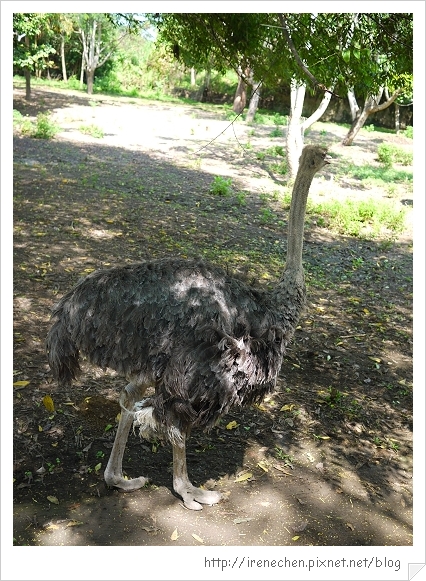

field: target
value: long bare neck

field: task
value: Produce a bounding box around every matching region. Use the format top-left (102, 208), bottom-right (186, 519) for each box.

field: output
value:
top-left (284, 166), bottom-right (317, 273)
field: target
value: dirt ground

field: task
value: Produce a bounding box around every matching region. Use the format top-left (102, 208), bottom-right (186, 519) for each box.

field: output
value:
top-left (11, 86), bottom-right (413, 554)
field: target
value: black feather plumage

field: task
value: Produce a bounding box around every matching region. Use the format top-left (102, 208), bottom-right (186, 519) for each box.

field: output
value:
top-left (46, 258), bottom-right (298, 433)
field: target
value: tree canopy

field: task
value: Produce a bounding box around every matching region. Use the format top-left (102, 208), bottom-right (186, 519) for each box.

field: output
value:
top-left (152, 13), bottom-right (413, 97)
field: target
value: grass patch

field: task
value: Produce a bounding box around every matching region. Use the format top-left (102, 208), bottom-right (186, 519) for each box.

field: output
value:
top-left (269, 127), bottom-right (283, 138)
top-left (209, 176), bottom-right (233, 196)
top-left (402, 126), bottom-right (413, 139)
top-left (342, 162), bottom-right (412, 185)
top-left (269, 160), bottom-right (288, 176)
top-left (250, 110), bottom-right (288, 126)
top-left (281, 193), bottom-right (407, 238)
top-left (377, 144), bottom-right (413, 168)
top-left (14, 110), bottom-right (59, 139)
top-left (79, 124), bottom-right (105, 138)
top-left (13, 109), bottom-right (25, 126)
top-left (313, 198), bottom-right (407, 237)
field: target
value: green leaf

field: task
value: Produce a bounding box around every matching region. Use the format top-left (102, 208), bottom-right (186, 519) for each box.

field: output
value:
top-left (342, 49), bottom-right (351, 64)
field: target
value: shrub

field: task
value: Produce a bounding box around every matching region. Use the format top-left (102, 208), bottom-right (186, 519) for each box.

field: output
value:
top-left (377, 144), bottom-right (394, 167)
top-left (209, 176), bottom-right (233, 196)
top-left (32, 113), bottom-right (59, 139)
top-left (377, 144), bottom-right (413, 167)
top-left (15, 111), bottom-right (59, 139)
top-left (402, 126), bottom-right (413, 139)
top-left (269, 127), bottom-right (282, 138)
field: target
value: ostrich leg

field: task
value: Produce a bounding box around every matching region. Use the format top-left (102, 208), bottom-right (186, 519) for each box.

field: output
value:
top-left (104, 381), bottom-right (148, 491)
top-left (172, 433), bottom-right (223, 510)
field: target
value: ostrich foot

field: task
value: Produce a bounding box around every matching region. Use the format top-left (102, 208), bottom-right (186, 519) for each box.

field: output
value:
top-left (104, 472), bottom-right (148, 492)
top-left (176, 484), bottom-right (223, 511)
top-left (172, 435), bottom-right (223, 509)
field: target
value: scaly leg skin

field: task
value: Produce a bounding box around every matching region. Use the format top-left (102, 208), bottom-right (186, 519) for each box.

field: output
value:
top-left (104, 382), bottom-right (148, 491)
top-left (172, 433), bottom-right (223, 510)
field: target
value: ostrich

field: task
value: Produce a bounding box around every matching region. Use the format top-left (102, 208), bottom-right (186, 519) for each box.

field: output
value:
top-left (46, 145), bottom-right (330, 510)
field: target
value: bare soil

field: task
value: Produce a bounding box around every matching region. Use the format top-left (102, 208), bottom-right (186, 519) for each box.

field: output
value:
top-left (12, 86), bottom-right (413, 549)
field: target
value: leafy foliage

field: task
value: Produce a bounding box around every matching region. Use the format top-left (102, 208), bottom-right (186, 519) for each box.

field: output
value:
top-left (13, 13), bottom-right (56, 74)
top-left (152, 13), bottom-right (412, 96)
top-left (209, 176), bottom-right (233, 196)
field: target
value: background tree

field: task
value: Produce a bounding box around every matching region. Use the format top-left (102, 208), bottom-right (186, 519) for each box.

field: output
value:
top-left (74, 13), bottom-right (143, 94)
top-left (51, 13), bottom-right (75, 82)
top-left (13, 13), bottom-right (56, 99)
top-left (151, 13), bottom-right (265, 113)
top-left (75, 14), bottom-right (117, 94)
top-left (151, 12), bottom-right (413, 175)
top-left (339, 13), bottom-right (413, 145)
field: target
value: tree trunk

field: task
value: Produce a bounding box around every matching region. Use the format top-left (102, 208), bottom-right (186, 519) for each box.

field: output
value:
top-left (246, 80), bottom-right (262, 123)
top-left (86, 69), bottom-right (95, 95)
top-left (395, 102), bottom-right (400, 133)
top-left (301, 88), bottom-right (333, 132)
top-left (342, 108), bottom-right (371, 146)
top-left (347, 89), bottom-right (360, 122)
top-left (190, 67), bottom-right (196, 86)
top-left (24, 68), bottom-right (31, 100)
top-left (385, 87), bottom-right (401, 133)
top-left (197, 65), bottom-right (211, 102)
top-left (286, 81), bottom-right (306, 178)
top-left (61, 36), bottom-right (68, 82)
top-left (284, 82), bottom-right (334, 177)
top-left (233, 67), bottom-right (249, 114)
top-left (80, 56), bottom-right (85, 87)
top-left (24, 35), bottom-right (31, 100)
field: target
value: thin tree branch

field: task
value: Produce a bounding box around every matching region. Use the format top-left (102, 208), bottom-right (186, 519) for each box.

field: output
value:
top-left (277, 14), bottom-right (341, 98)
top-left (369, 88), bottom-right (403, 113)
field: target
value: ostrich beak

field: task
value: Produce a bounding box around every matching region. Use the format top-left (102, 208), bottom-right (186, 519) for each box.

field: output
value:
top-left (324, 154), bottom-right (332, 165)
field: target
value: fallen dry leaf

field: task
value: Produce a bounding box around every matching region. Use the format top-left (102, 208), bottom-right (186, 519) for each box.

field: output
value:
top-left (44, 523), bottom-right (59, 530)
top-left (13, 380), bottom-right (30, 388)
top-left (192, 533), bottom-right (204, 544)
top-left (47, 495), bottom-right (59, 505)
top-left (170, 528), bottom-right (179, 541)
top-left (257, 461), bottom-right (269, 472)
top-left (226, 420), bottom-right (239, 430)
top-left (273, 464), bottom-right (293, 476)
top-left (233, 517), bottom-right (254, 524)
top-left (43, 395), bottom-right (55, 413)
top-left (234, 471), bottom-right (252, 482)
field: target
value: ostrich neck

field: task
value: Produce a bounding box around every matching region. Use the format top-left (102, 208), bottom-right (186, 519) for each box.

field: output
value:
top-left (284, 169), bottom-right (316, 273)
